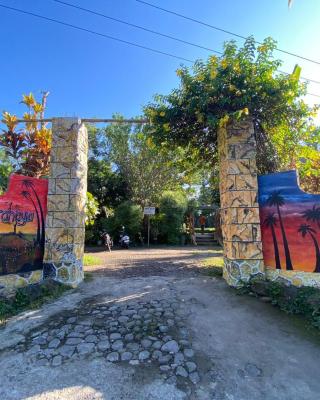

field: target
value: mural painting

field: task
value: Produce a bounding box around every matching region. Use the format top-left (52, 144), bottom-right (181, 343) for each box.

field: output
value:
top-left (258, 171), bottom-right (320, 273)
top-left (0, 174), bottom-right (48, 275)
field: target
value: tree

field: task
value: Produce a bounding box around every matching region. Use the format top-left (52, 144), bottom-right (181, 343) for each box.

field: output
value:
top-left (263, 213), bottom-right (281, 269)
top-left (157, 191), bottom-right (187, 244)
top-left (1, 92), bottom-right (51, 178)
top-left (85, 192), bottom-right (99, 226)
top-left (267, 191), bottom-right (293, 270)
top-left (145, 37), bottom-right (318, 175)
top-left (103, 117), bottom-right (203, 207)
top-left (298, 224), bottom-right (320, 273)
top-left (302, 205), bottom-right (320, 228)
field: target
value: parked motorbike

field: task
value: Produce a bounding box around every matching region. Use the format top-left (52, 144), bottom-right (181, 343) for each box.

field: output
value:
top-left (119, 234), bottom-right (130, 249)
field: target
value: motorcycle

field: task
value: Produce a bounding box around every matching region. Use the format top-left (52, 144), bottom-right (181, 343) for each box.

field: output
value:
top-left (119, 234), bottom-right (130, 249)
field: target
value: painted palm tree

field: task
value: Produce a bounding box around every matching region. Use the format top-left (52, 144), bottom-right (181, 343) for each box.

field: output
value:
top-left (22, 179), bottom-right (45, 249)
top-left (263, 213), bottom-right (281, 269)
top-left (298, 224), bottom-right (320, 273)
top-left (266, 191), bottom-right (293, 270)
top-left (21, 190), bottom-right (41, 244)
top-left (302, 205), bottom-right (320, 229)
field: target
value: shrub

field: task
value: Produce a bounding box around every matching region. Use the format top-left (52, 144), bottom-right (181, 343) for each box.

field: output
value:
top-left (157, 191), bottom-right (187, 245)
top-left (109, 201), bottom-right (143, 241)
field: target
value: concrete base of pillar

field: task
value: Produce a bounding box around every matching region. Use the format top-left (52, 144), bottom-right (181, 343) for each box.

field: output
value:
top-left (223, 257), bottom-right (265, 287)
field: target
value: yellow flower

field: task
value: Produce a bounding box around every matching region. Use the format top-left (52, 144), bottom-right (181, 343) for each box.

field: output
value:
top-left (163, 123), bottom-right (170, 132)
top-left (243, 107), bottom-right (249, 115)
top-left (160, 111), bottom-right (165, 117)
top-left (2, 111), bottom-right (17, 131)
top-left (176, 68), bottom-right (183, 77)
top-left (33, 103), bottom-right (44, 113)
top-left (22, 93), bottom-right (36, 107)
top-left (210, 68), bottom-right (217, 79)
top-left (220, 59), bottom-right (228, 69)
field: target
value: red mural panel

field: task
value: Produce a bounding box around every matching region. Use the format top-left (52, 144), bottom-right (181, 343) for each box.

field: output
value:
top-left (0, 174), bottom-right (48, 275)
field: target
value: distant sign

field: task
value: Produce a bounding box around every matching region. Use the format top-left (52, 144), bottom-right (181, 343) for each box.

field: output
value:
top-left (144, 207), bottom-right (156, 215)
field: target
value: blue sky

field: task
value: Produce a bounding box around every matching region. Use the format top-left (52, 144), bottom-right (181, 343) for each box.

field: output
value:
top-left (1, 0), bottom-right (320, 119)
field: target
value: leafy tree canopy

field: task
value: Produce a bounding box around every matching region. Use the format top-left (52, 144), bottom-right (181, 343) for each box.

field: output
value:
top-left (145, 37), bottom-right (318, 175)
top-left (93, 115), bottom-right (208, 207)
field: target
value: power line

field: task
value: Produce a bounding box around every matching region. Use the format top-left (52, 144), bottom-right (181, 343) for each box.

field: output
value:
top-left (0, 3), bottom-right (193, 63)
top-left (54, 0), bottom-right (320, 85)
top-left (53, 0), bottom-right (222, 55)
top-left (0, 3), bottom-right (319, 99)
top-left (136, 0), bottom-right (320, 67)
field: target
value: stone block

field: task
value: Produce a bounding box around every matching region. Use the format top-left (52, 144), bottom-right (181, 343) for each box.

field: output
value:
top-left (47, 195), bottom-right (72, 212)
top-left (224, 241), bottom-right (263, 260)
top-left (50, 162), bottom-right (72, 179)
top-left (221, 208), bottom-right (237, 225)
top-left (220, 191), bottom-right (254, 208)
top-left (237, 207), bottom-right (260, 224)
top-left (51, 147), bottom-right (77, 163)
top-left (235, 174), bottom-right (257, 191)
top-left (51, 212), bottom-right (86, 228)
top-left (225, 224), bottom-right (253, 242)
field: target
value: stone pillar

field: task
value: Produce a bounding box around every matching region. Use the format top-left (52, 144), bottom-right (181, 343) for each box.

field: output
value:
top-left (218, 119), bottom-right (264, 287)
top-left (43, 118), bottom-right (88, 286)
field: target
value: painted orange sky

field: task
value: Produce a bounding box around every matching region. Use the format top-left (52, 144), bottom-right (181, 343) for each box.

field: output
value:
top-left (258, 171), bottom-right (320, 274)
top-left (0, 174), bottom-right (48, 237)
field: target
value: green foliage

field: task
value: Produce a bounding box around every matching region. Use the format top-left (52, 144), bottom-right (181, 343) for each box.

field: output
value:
top-left (0, 149), bottom-right (12, 193)
top-left (0, 281), bottom-right (71, 324)
top-left (83, 254), bottom-right (102, 266)
top-left (145, 36), bottom-right (318, 175)
top-left (246, 279), bottom-right (320, 331)
top-left (109, 201), bottom-right (143, 240)
top-left (85, 192), bottom-right (99, 226)
top-left (156, 191), bottom-right (187, 244)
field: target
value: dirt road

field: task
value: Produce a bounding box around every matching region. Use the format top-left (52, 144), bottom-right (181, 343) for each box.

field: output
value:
top-left (0, 247), bottom-right (319, 400)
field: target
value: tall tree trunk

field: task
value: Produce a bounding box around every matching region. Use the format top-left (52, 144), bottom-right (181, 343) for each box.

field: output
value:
top-left (270, 225), bottom-right (281, 269)
top-left (29, 197), bottom-right (41, 244)
top-left (309, 232), bottom-right (320, 273)
top-left (29, 186), bottom-right (45, 250)
top-left (277, 204), bottom-right (293, 270)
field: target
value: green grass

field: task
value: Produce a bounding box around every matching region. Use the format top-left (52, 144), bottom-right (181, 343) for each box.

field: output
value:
top-left (200, 256), bottom-right (224, 277)
top-left (0, 281), bottom-right (71, 325)
top-left (83, 254), bottom-right (103, 266)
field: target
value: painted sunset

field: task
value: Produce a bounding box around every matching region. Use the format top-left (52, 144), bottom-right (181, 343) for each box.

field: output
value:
top-left (258, 171), bottom-right (320, 273)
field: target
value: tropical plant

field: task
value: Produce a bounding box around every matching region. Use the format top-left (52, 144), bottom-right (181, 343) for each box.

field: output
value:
top-left (1, 92), bottom-right (51, 178)
top-left (263, 213), bottom-right (281, 269)
top-left (267, 191), bottom-right (293, 270)
top-left (298, 224), bottom-right (320, 273)
top-left (302, 205), bottom-right (320, 228)
top-left (85, 192), bottom-right (99, 226)
top-left (145, 37), bottom-right (318, 175)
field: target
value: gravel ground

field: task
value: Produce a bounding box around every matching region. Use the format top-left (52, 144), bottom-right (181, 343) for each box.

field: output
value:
top-left (0, 246), bottom-right (319, 400)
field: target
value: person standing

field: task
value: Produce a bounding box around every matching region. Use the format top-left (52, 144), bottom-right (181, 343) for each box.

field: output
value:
top-left (199, 214), bottom-right (206, 234)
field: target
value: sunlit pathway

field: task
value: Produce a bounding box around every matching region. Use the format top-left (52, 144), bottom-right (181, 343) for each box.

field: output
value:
top-left (0, 247), bottom-right (319, 400)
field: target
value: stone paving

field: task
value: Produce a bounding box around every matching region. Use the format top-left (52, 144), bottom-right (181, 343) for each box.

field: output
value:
top-left (16, 291), bottom-right (203, 387)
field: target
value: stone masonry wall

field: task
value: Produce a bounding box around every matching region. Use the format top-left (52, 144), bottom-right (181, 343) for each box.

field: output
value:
top-left (218, 119), bottom-right (264, 287)
top-left (43, 118), bottom-right (88, 286)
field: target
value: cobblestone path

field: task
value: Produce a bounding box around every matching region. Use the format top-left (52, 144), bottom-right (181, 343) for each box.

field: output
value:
top-left (1, 247), bottom-right (320, 400)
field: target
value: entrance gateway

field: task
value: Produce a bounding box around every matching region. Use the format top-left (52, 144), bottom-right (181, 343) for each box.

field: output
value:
top-left (43, 117), bottom-right (264, 287)
top-left (1, 116), bottom-right (319, 293)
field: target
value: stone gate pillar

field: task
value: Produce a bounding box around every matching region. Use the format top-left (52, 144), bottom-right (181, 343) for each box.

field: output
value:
top-left (43, 118), bottom-right (88, 286)
top-left (218, 119), bottom-right (264, 287)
